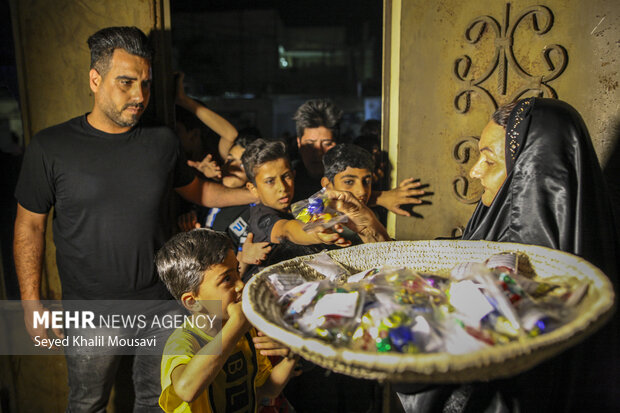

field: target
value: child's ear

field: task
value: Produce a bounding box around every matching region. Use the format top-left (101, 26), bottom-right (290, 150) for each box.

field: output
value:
top-left (246, 181), bottom-right (258, 197)
top-left (180, 292), bottom-right (202, 312)
top-left (320, 177), bottom-right (331, 188)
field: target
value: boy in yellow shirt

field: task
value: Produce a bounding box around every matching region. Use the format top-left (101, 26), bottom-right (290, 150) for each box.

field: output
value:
top-left (156, 229), bottom-right (298, 412)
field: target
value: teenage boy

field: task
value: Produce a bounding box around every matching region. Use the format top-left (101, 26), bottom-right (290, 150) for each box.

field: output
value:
top-left (320, 143), bottom-right (375, 244)
top-left (242, 139), bottom-right (349, 247)
top-left (178, 134), bottom-right (271, 272)
top-left (156, 228), bottom-right (298, 413)
top-left (292, 99), bottom-right (426, 216)
top-left (321, 143), bottom-right (374, 205)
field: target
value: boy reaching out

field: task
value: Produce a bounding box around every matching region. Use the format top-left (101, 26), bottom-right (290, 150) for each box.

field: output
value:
top-left (156, 229), bottom-right (298, 412)
top-left (320, 143), bottom-right (376, 244)
top-left (242, 139), bottom-right (350, 249)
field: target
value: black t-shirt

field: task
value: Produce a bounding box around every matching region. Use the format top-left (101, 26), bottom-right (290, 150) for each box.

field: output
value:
top-left (203, 204), bottom-right (252, 250)
top-left (15, 115), bottom-right (194, 299)
top-left (247, 203), bottom-right (292, 243)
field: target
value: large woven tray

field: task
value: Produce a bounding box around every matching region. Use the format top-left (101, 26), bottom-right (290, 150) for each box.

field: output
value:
top-left (241, 240), bottom-right (615, 383)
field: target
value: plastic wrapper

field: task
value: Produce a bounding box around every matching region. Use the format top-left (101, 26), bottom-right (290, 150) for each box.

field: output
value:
top-left (285, 280), bottom-right (366, 345)
top-left (305, 251), bottom-right (350, 283)
top-left (291, 188), bottom-right (348, 232)
top-left (269, 252), bottom-right (587, 354)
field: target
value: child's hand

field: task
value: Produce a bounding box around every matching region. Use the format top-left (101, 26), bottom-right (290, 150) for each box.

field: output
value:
top-left (188, 153), bottom-right (222, 180)
top-left (178, 210), bottom-right (200, 232)
top-left (226, 301), bottom-right (250, 330)
top-left (253, 331), bottom-right (296, 358)
top-left (316, 227), bottom-right (351, 248)
top-left (377, 177), bottom-right (426, 216)
top-left (238, 233), bottom-right (271, 265)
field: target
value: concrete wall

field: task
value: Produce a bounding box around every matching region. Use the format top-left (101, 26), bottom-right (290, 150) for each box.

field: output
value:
top-left (384, 0), bottom-right (620, 240)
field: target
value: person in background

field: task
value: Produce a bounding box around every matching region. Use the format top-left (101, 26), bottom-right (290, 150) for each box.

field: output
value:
top-left (292, 99), bottom-right (427, 217)
top-left (178, 133), bottom-right (272, 276)
top-left (13, 26), bottom-right (255, 411)
top-left (175, 72), bottom-right (238, 180)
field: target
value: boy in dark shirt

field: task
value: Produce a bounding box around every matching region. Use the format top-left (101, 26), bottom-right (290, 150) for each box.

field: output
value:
top-left (241, 139), bottom-right (349, 279)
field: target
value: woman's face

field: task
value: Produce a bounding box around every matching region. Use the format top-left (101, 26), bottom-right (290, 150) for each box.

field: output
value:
top-left (470, 121), bottom-right (508, 206)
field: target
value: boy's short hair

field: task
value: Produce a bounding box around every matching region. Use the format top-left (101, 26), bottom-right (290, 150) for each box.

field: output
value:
top-left (241, 138), bottom-right (289, 184)
top-left (293, 99), bottom-right (343, 140)
top-left (155, 229), bottom-right (233, 300)
top-left (323, 143), bottom-right (375, 183)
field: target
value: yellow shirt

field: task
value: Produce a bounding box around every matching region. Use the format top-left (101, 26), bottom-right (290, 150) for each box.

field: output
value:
top-left (160, 322), bottom-right (272, 413)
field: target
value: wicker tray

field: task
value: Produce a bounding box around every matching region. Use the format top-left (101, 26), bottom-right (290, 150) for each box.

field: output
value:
top-left (241, 240), bottom-right (615, 383)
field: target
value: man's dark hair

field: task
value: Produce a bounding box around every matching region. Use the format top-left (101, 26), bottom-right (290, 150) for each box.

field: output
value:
top-left (293, 99), bottom-right (343, 140)
top-left (241, 138), bottom-right (289, 184)
top-left (155, 229), bottom-right (233, 300)
top-left (87, 26), bottom-right (152, 76)
top-left (323, 144), bottom-right (375, 183)
top-left (491, 101), bottom-right (519, 128)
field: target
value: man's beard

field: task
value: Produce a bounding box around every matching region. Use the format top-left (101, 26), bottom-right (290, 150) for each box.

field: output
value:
top-left (103, 102), bottom-right (144, 128)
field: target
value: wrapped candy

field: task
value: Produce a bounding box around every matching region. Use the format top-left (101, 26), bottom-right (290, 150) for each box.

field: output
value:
top-left (284, 281), bottom-right (366, 345)
top-left (291, 188), bottom-right (348, 232)
top-left (271, 251), bottom-right (587, 355)
top-left (305, 252), bottom-right (350, 284)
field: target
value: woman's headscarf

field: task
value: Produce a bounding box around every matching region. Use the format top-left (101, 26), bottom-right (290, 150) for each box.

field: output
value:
top-left (463, 98), bottom-right (618, 279)
top-left (460, 97), bottom-right (619, 411)
top-left (398, 98), bottom-right (619, 413)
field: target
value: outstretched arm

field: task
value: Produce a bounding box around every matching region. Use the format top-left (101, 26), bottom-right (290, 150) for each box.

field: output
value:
top-left (271, 218), bottom-right (350, 247)
top-left (370, 177), bottom-right (425, 216)
top-left (175, 72), bottom-right (238, 160)
top-left (175, 177), bottom-right (257, 208)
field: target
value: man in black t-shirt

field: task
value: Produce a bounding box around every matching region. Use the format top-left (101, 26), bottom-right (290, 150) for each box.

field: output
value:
top-left (13, 27), bottom-right (255, 412)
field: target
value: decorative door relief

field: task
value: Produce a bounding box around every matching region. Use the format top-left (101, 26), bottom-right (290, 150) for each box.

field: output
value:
top-left (451, 3), bottom-right (568, 204)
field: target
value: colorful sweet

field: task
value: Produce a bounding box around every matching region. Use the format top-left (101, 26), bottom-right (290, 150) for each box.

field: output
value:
top-left (267, 252), bottom-right (586, 355)
top-left (291, 188), bottom-right (348, 232)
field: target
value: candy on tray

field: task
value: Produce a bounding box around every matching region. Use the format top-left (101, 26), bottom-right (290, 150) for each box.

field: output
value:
top-left (266, 251), bottom-right (588, 355)
top-left (291, 188), bottom-right (348, 232)
top-left (305, 251), bottom-right (350, 283)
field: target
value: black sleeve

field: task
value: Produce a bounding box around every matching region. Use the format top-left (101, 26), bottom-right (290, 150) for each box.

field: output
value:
top-left (14, 136), bottom-right (54, 213)
top-left (249, 205), bottom-right (289, 243)
top-left (172, 139), bottom-right (196, 188)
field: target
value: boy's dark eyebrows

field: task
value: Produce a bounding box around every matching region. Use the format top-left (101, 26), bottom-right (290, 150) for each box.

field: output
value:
top-left (116, 75), bottom-right (137, 81)
top-left (338, 172), bottom-right (372, 179)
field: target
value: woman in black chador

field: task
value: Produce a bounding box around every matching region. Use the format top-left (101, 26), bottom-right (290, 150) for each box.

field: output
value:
top-left (397, 98), bottom-right (619, 412)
